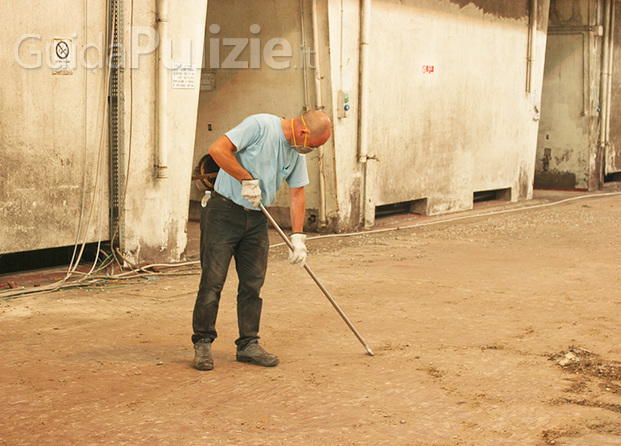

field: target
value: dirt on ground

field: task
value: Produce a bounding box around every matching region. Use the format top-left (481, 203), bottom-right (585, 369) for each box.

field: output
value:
top-left (1, 190), bottom-right (621, 445)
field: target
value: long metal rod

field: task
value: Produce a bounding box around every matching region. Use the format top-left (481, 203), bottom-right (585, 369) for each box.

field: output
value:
top-left (260, 204), bottom-right (374, 356)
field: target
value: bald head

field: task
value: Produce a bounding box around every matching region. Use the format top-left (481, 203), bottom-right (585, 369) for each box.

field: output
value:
top-left (302, 110), bottom-right (331, 147)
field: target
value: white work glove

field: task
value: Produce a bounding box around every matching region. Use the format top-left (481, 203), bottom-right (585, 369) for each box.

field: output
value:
top-left (241, 179), bottom-right (262, 208)
top-left (288, 233), bottom-right (307, 267)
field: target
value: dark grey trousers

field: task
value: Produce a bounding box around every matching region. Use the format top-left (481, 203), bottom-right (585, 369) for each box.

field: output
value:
top-left (191, 194), bottom-right (269, 348)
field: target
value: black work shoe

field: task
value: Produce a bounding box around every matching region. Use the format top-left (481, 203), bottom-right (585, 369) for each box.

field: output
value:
top-left (236, 342), bottom-right (279, 367)
top-left (194, 340), bottom-right (214, 371)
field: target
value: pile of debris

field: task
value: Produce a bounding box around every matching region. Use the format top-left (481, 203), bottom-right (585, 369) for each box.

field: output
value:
top-left (551, 346), bottom-right (621, 385)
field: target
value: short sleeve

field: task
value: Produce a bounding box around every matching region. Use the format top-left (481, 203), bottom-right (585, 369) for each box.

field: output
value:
top-left (225, 117), bottom-right (261, 152)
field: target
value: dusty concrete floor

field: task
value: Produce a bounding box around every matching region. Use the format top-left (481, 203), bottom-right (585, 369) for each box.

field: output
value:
top-left (1, 189), bottom-right (621, 445)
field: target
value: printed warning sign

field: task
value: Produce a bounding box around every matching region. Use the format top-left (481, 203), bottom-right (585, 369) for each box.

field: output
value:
top-left (172, 63), bottom-right (196, 89)
top-left (53, 38), bottom-right (73, 75)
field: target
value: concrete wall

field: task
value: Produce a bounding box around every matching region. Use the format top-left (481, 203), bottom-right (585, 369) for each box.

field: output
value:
top-left (119, 0), bottom-right (208, 262)
top-left (0, 0), bottom-right (208, 263)
top-left (328, 0), bottom-right (551, 228)
top-left (2, 0), bottom-right (555, 261)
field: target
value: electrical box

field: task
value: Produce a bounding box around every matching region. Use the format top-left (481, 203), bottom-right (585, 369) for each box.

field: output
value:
top-left (337, 90), bottom-right (351, 119)
top-left (201, 72), bottom-right (216, 91)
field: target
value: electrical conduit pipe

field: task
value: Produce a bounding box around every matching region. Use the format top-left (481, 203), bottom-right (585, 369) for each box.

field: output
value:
top-left (156, 0), bottom-right (169, 178)
top-left (358, 0), bottom-right (372, 226)
top-left (599, 0), bottom-right (612, 182)
top-left (526, 0), bottom-right (537, 93)
top-left (357, 0), bottom-right (371, 164)
top-left (300, 0), bottom-right (310, 111)
top-left (311, 0), bottom-right (328, 228)
top-left (604, 1), bottom-right (615, 153)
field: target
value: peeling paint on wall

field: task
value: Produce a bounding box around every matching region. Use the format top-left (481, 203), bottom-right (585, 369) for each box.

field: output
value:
top-left (449, 0), bottom-right (528, 21)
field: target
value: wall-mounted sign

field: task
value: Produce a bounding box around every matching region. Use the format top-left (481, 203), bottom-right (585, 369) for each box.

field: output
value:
top-left (421, 65), bottom-right (435, 74)
top-left (200, 72), bottom-right (215, 91)
top-left (172, 63), bottom-right (196, 89)
top-left (53, 38), bottom-right (72, 75)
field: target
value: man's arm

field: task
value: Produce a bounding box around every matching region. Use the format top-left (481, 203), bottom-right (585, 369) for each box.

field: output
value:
top-left (289, 186), bottom-right (305, 233)
top-left (288, 186), bottom-right (307, 266)
top-left (208, 135), bottom-right (253, 182)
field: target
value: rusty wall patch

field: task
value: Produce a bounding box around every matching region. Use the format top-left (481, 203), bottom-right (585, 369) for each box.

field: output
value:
top-left (518, 161), bottom-right (531, 198)
top-left (348, 177), bottom-right (362, 232)
top-left (534, 170), bottom-right (578, 190)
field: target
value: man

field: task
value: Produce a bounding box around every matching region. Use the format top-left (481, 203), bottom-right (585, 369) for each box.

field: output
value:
top-left (192, 110), bottom-right (332, 371)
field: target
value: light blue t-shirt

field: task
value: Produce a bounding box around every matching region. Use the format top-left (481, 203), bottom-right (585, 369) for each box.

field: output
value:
top-left (215, 114), bottom-right (309, 210)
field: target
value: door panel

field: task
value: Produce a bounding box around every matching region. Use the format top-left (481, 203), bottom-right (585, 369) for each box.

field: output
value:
top-left (536, 32), bottom-right (590, 189)
top-left (0, 1), bottom-right (109, 254)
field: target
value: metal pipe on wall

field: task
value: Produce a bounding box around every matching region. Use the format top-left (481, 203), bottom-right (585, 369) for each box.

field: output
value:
top-left (358, 0), bottom-right (372, 227)
top-left (156, 0), bottom-right (169, 179)
top-left (300, 0), bottom-right (310, 112)
top-left (311, 0), bottom-right (328, 227)
top-left (604, 0), bottom-right (615, 148)
top-left (599, 0), bottom-right (612, 158)
top-left (358, 0), bottom-right (371, 163)
top-left (526, 0), bottom-right (537, 93)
